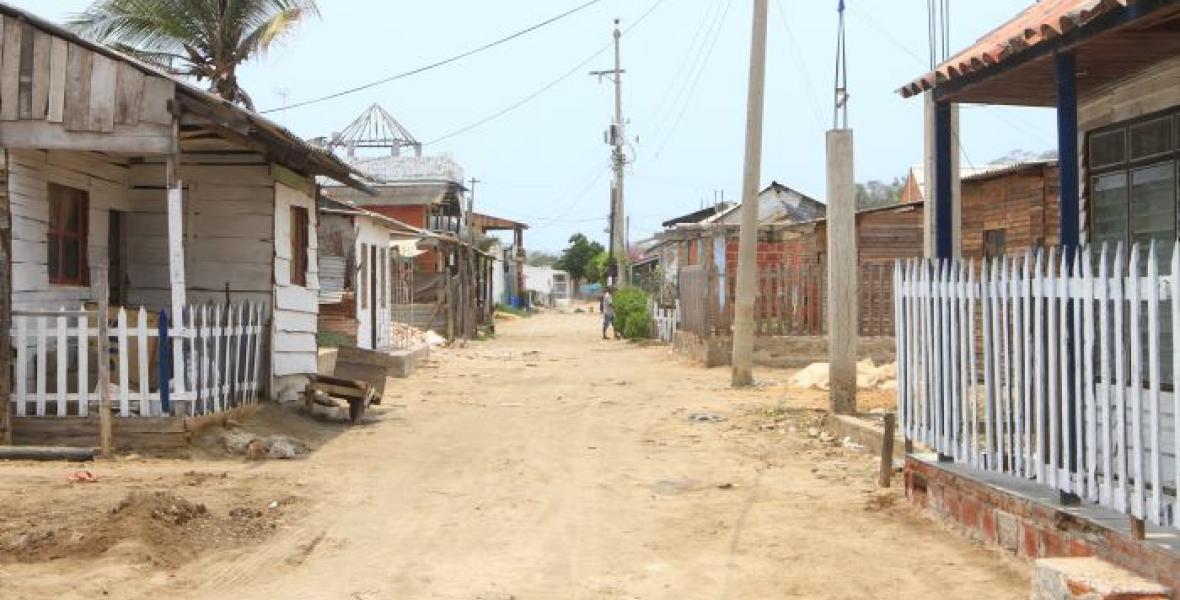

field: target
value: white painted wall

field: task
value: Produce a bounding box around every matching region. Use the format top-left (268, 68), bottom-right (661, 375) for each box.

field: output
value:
top-left (123, 162), bottom-right (275, 309)
top-left (273, 181), bottom-right (320, 395)
top-left (9, 149), bottom-right (130, 310)
top-left (354, 216), bottom-right (392, 350)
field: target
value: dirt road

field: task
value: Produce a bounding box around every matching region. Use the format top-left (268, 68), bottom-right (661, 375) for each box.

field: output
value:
top-left (1, 311), bottom-right (1027, 599)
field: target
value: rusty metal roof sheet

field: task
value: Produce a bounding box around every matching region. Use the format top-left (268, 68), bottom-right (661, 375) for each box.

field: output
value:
top-left (898, 0), bottom-right (1128, 98)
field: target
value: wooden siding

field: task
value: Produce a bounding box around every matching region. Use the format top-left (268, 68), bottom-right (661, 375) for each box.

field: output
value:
top-left (273, 181), bottom-right (318, 377)
top-left (0, 15), bottom-right (174, 153)
top-left (1079, 53), bottom-right (1180, 241)
top-left (122, 160), bottom-right (274, 310)
top-left (8, 149), bottom-right (128, 309)
top-left (961, 165), bottom-right (1060, 260)
top-left (855, 204), bottom-right (925, 264)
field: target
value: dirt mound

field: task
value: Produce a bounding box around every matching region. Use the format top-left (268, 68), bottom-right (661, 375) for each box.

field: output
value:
top-left (0, 491), bottom-right (301, 567)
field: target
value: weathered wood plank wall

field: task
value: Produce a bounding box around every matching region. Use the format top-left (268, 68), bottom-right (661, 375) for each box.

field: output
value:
top-left (0, 14), bottom-right (174, 153)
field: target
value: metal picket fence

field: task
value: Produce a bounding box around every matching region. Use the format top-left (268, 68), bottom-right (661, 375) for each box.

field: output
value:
top-left (895, 242), bottom-right (1178, 529)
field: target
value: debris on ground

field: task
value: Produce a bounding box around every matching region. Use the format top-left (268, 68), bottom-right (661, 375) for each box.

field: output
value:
top-left (841, 437), bottom-right (866, 452)
top-left (424, 331), bottom-right (448, 347)
top-left (687, 412), bottom-right (727, 423)
top-left (222, 430), bottom-right (309, 460)
top-left (391, 322), bottom-right (429, 348)
top-left (66, 471), bottom-right (99, 484)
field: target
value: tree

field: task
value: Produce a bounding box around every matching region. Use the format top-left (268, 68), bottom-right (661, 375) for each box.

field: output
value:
top-left (856, 177), bottom-right (904, 210)
top-left (555, 233), bottom-right (605, 284)
top-left (527, 251), bottom-right (559, 267)
top-left (584, 251), bottom-right (609, 285)
top-left (69, 0), bottom-right (320, 109)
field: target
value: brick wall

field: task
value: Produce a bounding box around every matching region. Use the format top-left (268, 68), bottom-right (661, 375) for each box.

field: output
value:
top-left (906, 457), bottom-right (1180, 592)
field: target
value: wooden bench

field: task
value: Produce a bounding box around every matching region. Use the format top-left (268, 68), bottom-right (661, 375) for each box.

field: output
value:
top-left (302, 374), bottom-right (378, 424)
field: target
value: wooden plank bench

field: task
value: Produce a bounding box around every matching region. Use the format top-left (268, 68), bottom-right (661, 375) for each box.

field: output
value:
top-left (302, 374), bottom-right (377, 424)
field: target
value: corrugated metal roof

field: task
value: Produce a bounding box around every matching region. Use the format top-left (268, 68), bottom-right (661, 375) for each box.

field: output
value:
top-left (898, 0), bottom-right (1128, 98)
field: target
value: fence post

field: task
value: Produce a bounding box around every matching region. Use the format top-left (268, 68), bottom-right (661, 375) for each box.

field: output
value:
top-left (158, 310), bottom-right (170, 416)
top-left (95, 269), bottom-right (112, 457)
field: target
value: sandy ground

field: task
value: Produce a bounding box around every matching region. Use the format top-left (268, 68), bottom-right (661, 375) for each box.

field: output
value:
top-left (0, 311), bottom-right (1027, 599)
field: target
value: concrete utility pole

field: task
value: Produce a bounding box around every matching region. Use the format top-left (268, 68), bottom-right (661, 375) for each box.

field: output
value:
top-left (731, 0), bottom-right (770, 387)
top-left (591, 19), bottom-right (627, 285)
top-left (827, 0), bottom-right (857, 414)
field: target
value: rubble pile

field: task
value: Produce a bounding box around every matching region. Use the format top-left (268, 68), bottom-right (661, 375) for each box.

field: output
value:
top-left (391, 322), bottom-right (429, 347)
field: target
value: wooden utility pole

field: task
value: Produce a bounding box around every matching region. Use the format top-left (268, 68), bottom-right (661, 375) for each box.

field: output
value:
top-left (731, 0), bottom-right (770, 387)
top-left (591, 19), bottom-right (627, 286)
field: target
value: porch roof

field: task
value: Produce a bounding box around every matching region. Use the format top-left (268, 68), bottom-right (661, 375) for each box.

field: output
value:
top-left (897, 0), bottom-right (1180, 106)
top-left (0, 2), bottom-right (371, 193)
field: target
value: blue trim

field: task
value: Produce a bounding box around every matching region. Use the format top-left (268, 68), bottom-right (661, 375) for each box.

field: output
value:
top-left (1056, 51), bottom-right (1080, 474)
top-left (1055, 52), bottom-right (1080, 255)
top-left (934, 101), bottom-right (954, 258)
top-left (158, 310), bottom-right (170, 415)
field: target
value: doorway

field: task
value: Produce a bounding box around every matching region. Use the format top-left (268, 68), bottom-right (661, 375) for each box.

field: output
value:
top-left (108, 211), bottom-right (125, 305)
top-left (370, 245), bottom-right (379, 349)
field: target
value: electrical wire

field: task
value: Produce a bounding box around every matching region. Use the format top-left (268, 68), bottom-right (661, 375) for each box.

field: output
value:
top-left (259, 0), bottom-right (606, 114)
top-left (642, 0), bottom-right (727, 137)
top-left (650, 0), bottom-right (735, 160)
top-left (775, 0), bottom-right (825, 130)
top-left (424, 0), bottom-right (670, 146)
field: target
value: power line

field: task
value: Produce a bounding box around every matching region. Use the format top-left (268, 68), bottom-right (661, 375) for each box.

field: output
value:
top-left (651, 0), bottom-right (735, 160)
top-left (259, 0), bottom-right (606, 114)
top-left (424, 0), bottom-right (670, 146)
top-left (642, 0), bottom-right (727, 134)
top-left (775, 0), bottom-right (825, 130)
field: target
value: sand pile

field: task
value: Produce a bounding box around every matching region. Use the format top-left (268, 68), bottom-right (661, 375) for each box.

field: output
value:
top-left (789, 359), bottom-right (898, 391)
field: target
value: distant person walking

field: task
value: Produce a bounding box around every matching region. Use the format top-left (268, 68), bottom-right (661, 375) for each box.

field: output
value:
top-left (601, 286), bottom-right (617, 339)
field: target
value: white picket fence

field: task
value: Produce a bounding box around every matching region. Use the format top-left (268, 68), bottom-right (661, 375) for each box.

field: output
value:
top-left (10, 302), bottom-right (268, 418)
top-left (652, 300), bottom-right (679, 344)
top-left (895, 242), bottom-right (1178, 529)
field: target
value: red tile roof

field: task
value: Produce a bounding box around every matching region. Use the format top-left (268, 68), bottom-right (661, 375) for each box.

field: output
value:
top-left (898, 0), bottom-right (1128, 98)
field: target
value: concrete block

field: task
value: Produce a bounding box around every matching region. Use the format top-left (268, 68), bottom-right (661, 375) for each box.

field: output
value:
top-left (996, 510), bottom-right (1020, 553)
top-left (385, 344), bottom-right (430, 378)
top-left (1032, 557), bottom-right (1172, 600)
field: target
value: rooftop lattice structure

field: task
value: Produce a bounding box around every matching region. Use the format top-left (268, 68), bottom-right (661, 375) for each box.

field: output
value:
top-left (326, 104), bottom-right (422, 158)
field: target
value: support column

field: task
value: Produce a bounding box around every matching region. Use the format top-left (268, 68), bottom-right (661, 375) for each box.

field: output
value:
top-left (924, 96), bottom-right (961, 259)
top-left (1056, 51), bottom-right (1081, 489)
top-left (165, 123), bottom-right (187, 400)
top-left (1056, 52), bottom-right (1080, 254)
top-left (827, 129), bottom-right (857, 415)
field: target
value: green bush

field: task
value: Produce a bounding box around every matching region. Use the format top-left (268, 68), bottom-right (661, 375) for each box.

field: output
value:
top-left (613, 287), bottom-right (652, 340)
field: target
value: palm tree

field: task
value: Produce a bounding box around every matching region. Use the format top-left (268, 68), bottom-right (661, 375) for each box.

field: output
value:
top-left (68, 0), bottom-right (319, 110)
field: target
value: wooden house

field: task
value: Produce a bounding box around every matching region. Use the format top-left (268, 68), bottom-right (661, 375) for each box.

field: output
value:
top-left (317, 196), bottom-right (422, 350)
top-left (894, 0), bottom-right (1180, 578)
top-left (0, 6), bottom-right (370, 445)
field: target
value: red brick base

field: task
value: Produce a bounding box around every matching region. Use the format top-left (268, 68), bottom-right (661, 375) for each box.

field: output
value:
top-left (906, 456), bottom-right (1180, 592)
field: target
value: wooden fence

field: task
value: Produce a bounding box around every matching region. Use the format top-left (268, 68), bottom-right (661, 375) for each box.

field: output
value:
top-left (11, 302), bottom-right (268, 418)
top-left (678, 264), bottom-right (714, 337)
top-left (685, 261), bottom-right (895, 338)
top-left (896, 243), bottom-right (1178, 529)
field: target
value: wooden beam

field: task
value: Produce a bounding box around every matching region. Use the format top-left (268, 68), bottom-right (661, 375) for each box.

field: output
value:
top-left (1, 16), bottom-right (22, 121)
top-left (46, 37), bottom-right (66, 122)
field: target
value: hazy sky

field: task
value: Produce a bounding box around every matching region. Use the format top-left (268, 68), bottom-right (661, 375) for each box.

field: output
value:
top-left (18, 0), bottom-right (1055, 252)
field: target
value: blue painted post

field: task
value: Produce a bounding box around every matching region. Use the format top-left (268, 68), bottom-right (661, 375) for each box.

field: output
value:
top-left (934, 101), bottom-right (954, 259)
top-left (1056, 50), bottom-right (1081, 501)
top-left (158, 310), bottom-right (170, 416)
top-left (1056, 52), bottom-right (1080, 254)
